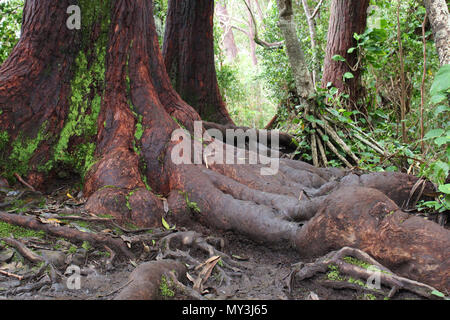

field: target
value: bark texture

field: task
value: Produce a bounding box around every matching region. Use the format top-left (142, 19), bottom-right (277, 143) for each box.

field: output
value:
top-left (423, 0), bottom-right (450, 66)
top-left (163, 0), bottom-right (234, 125)
top-left (321, 0), bottom-right (370, 106)
top-left (276, 0), bottom-right (315, 101)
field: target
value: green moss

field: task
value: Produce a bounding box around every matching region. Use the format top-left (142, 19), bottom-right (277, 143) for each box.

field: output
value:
top-left (348, 277), bottom-right (366, 287)
top-left (67, 245), bottom-right (78, 254)
top-left (326, 264), bottom-right (345, 282)
top-left (125, 189), bottom-right (138, 211)
top-left (42, 1), bottom-right (110, 179)
top-left (343, 256), bottom-right (372, 269)
top-left (159, 275), bottom-right (175, 298)
top-left (1, 122), bottom-right (48, 180)
top-left (0, 130), bottom-right (9, 152)
top-left (81, 241), bottom-right (91, 251)
top-left (362, 293), bottom-right (377, 300)
top-left (0, 221), bottom-right (45, 239)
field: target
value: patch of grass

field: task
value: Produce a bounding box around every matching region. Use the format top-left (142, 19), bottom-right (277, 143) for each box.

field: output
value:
top-left (0, 221), bottom-right (45, 239)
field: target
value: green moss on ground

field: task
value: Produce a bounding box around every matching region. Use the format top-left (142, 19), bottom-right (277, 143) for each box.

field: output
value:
top-left (0, 221), bottom-right (45, 239)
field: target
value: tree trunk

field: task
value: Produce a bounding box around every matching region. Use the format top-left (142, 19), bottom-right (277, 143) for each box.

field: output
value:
top-left (276, 0), bottom-right (315, 102)
top-left (216, 3), bottom-right (239, 62)
top-left (321, 0), bottom-right (370, 107)
top-left (162, 0), bottom-right (234, 125)
top-left (0, 0), bottom-right (449, 293)
top-left (423, 0), bottom-right (450, 66)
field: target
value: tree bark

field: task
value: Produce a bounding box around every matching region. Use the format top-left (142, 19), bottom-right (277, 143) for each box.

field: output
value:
top-left (0, 0), bottom-right (449, 293)
top-left (423, 0), bottom-right (450, 66)
top-left (162, 0), bottom-right (234, 125)
top-left (276, 0), bottom-right (315, 102)
top-left (216, 3), bottom-right (239, 62)
top-left (321, 0), bottom-right (370, 107)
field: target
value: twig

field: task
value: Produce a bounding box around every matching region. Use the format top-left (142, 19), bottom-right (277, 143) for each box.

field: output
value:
top-left (1, 237), bottom-right (44, 263)
top-left (316, 115), bottom-right (359, 164)
top-left (13, 173), bottom-right (36, 192)
top-left (0, 269), bottom-right (23, 280)
top-left (0, 211), bottom-right (135, 260)
top-left (316, 128), bottom-right (353, 168)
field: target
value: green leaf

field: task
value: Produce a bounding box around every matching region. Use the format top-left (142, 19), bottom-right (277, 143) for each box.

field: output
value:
top-left (434, 105), bottom-right (449, 116)
top-left (431, 290), bottom-right (445, 298)
top-left (332, 55), bottom-right (346, 62)
top-left (435, 136), bottom-right (449, 147)
top-left (347, 47), bottom-right (356, 54)
top-left (424, 129), bottom-right (444, 140)
top-left (343, 72), bottom-right (354, 80)
top-left (430, 64), bottom-right (450, 98)
top-left (438, 184), bottom-right (450, 195)
top-left (161, 217), bottom-right (171, 230)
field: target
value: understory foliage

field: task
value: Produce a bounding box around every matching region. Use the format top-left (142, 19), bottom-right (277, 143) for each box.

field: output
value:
top-left (0, 0), bottom-right (22, 64)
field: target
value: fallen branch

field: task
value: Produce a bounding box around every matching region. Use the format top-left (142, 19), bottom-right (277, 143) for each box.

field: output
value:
top-left (0, 269), bottom-right (23, 280)
top-left (13, 173), bottom-right (36, 192)
top-left (0, 211), bottom-right (134, 260)
top-left (1, 237), bottom-right (44, 264)
top-left (291, 247), bottom-right (444, 299)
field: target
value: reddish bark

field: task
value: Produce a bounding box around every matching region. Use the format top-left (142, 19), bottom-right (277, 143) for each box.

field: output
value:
top-left (0, 0), bottom-right (448, 293)
top-left (0, 0), bottom-right (79, 177)
top-left (321, 0), bottom-right (370, 106)
top-left (163, 0), bottom-right (234, 125)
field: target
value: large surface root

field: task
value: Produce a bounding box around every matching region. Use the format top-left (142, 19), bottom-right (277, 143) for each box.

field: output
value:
top-left (290, 247), bottom-right (446, 299)
top-left (295, 187), bottom-right (450, 292)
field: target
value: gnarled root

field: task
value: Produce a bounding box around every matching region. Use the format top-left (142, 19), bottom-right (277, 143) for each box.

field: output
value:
top-left (114, 259), bottom-right (186, 300)
top-left (290, 247), bottom-right (446, 299)
top-left (156, 231), bottom-right (244, 291)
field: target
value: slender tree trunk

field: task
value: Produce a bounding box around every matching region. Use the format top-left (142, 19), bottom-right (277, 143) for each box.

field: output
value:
top-left (0, 0), bottom-right (448, 293)
top-left (276, 0), bottom-right (315, 102)
top-left (423, 0), bottom-right (450, 66)
top-left (321, 0), bottom-right (370, 107)
top-left (163, 0), bottom-right (234, 125)
top-left (216, 3), bottom-right (239, 61)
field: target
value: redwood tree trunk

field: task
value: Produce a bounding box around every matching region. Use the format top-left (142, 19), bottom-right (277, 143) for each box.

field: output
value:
top-left (0, 0), bottom-right (449, 293)
top-left (321, 0), bottom-right (370, 107)
top-left (162, 0), bottom-right (234, 125)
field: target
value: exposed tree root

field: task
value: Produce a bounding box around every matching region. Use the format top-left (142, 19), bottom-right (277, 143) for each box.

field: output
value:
top-left (114, 259), bottom-right (187, 300)
top-left (1, 237), bottom-right (44, 264)
top-left (156, 231), bottom-right (244, 290)
top-left (289, 247), bottom-right (446, 299)
top-left (0, 211), bottom-right (134, 260)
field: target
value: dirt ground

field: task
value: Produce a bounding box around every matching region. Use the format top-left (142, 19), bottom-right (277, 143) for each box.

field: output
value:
top-left (0, 178), bottom-right (445, 301)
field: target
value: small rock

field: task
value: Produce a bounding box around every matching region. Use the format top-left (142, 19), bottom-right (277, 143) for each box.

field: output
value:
top-left (71, 248), bottom-right (87, 266)
top-left (39, 250), bottom-right (66, 269)
top-left (0, 248), bottom-right (14, 263)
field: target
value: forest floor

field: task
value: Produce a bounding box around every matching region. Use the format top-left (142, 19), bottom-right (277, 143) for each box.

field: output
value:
top-left (0, 177), bottom-right (444, 301)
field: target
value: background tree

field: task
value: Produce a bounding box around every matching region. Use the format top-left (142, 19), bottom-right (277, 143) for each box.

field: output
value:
top-left (423, 0), bottom-right (450, 66)
top-left (163, 0), bottom-right (234, 125)
top-left (321, 0), bottom-right (370, 108)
